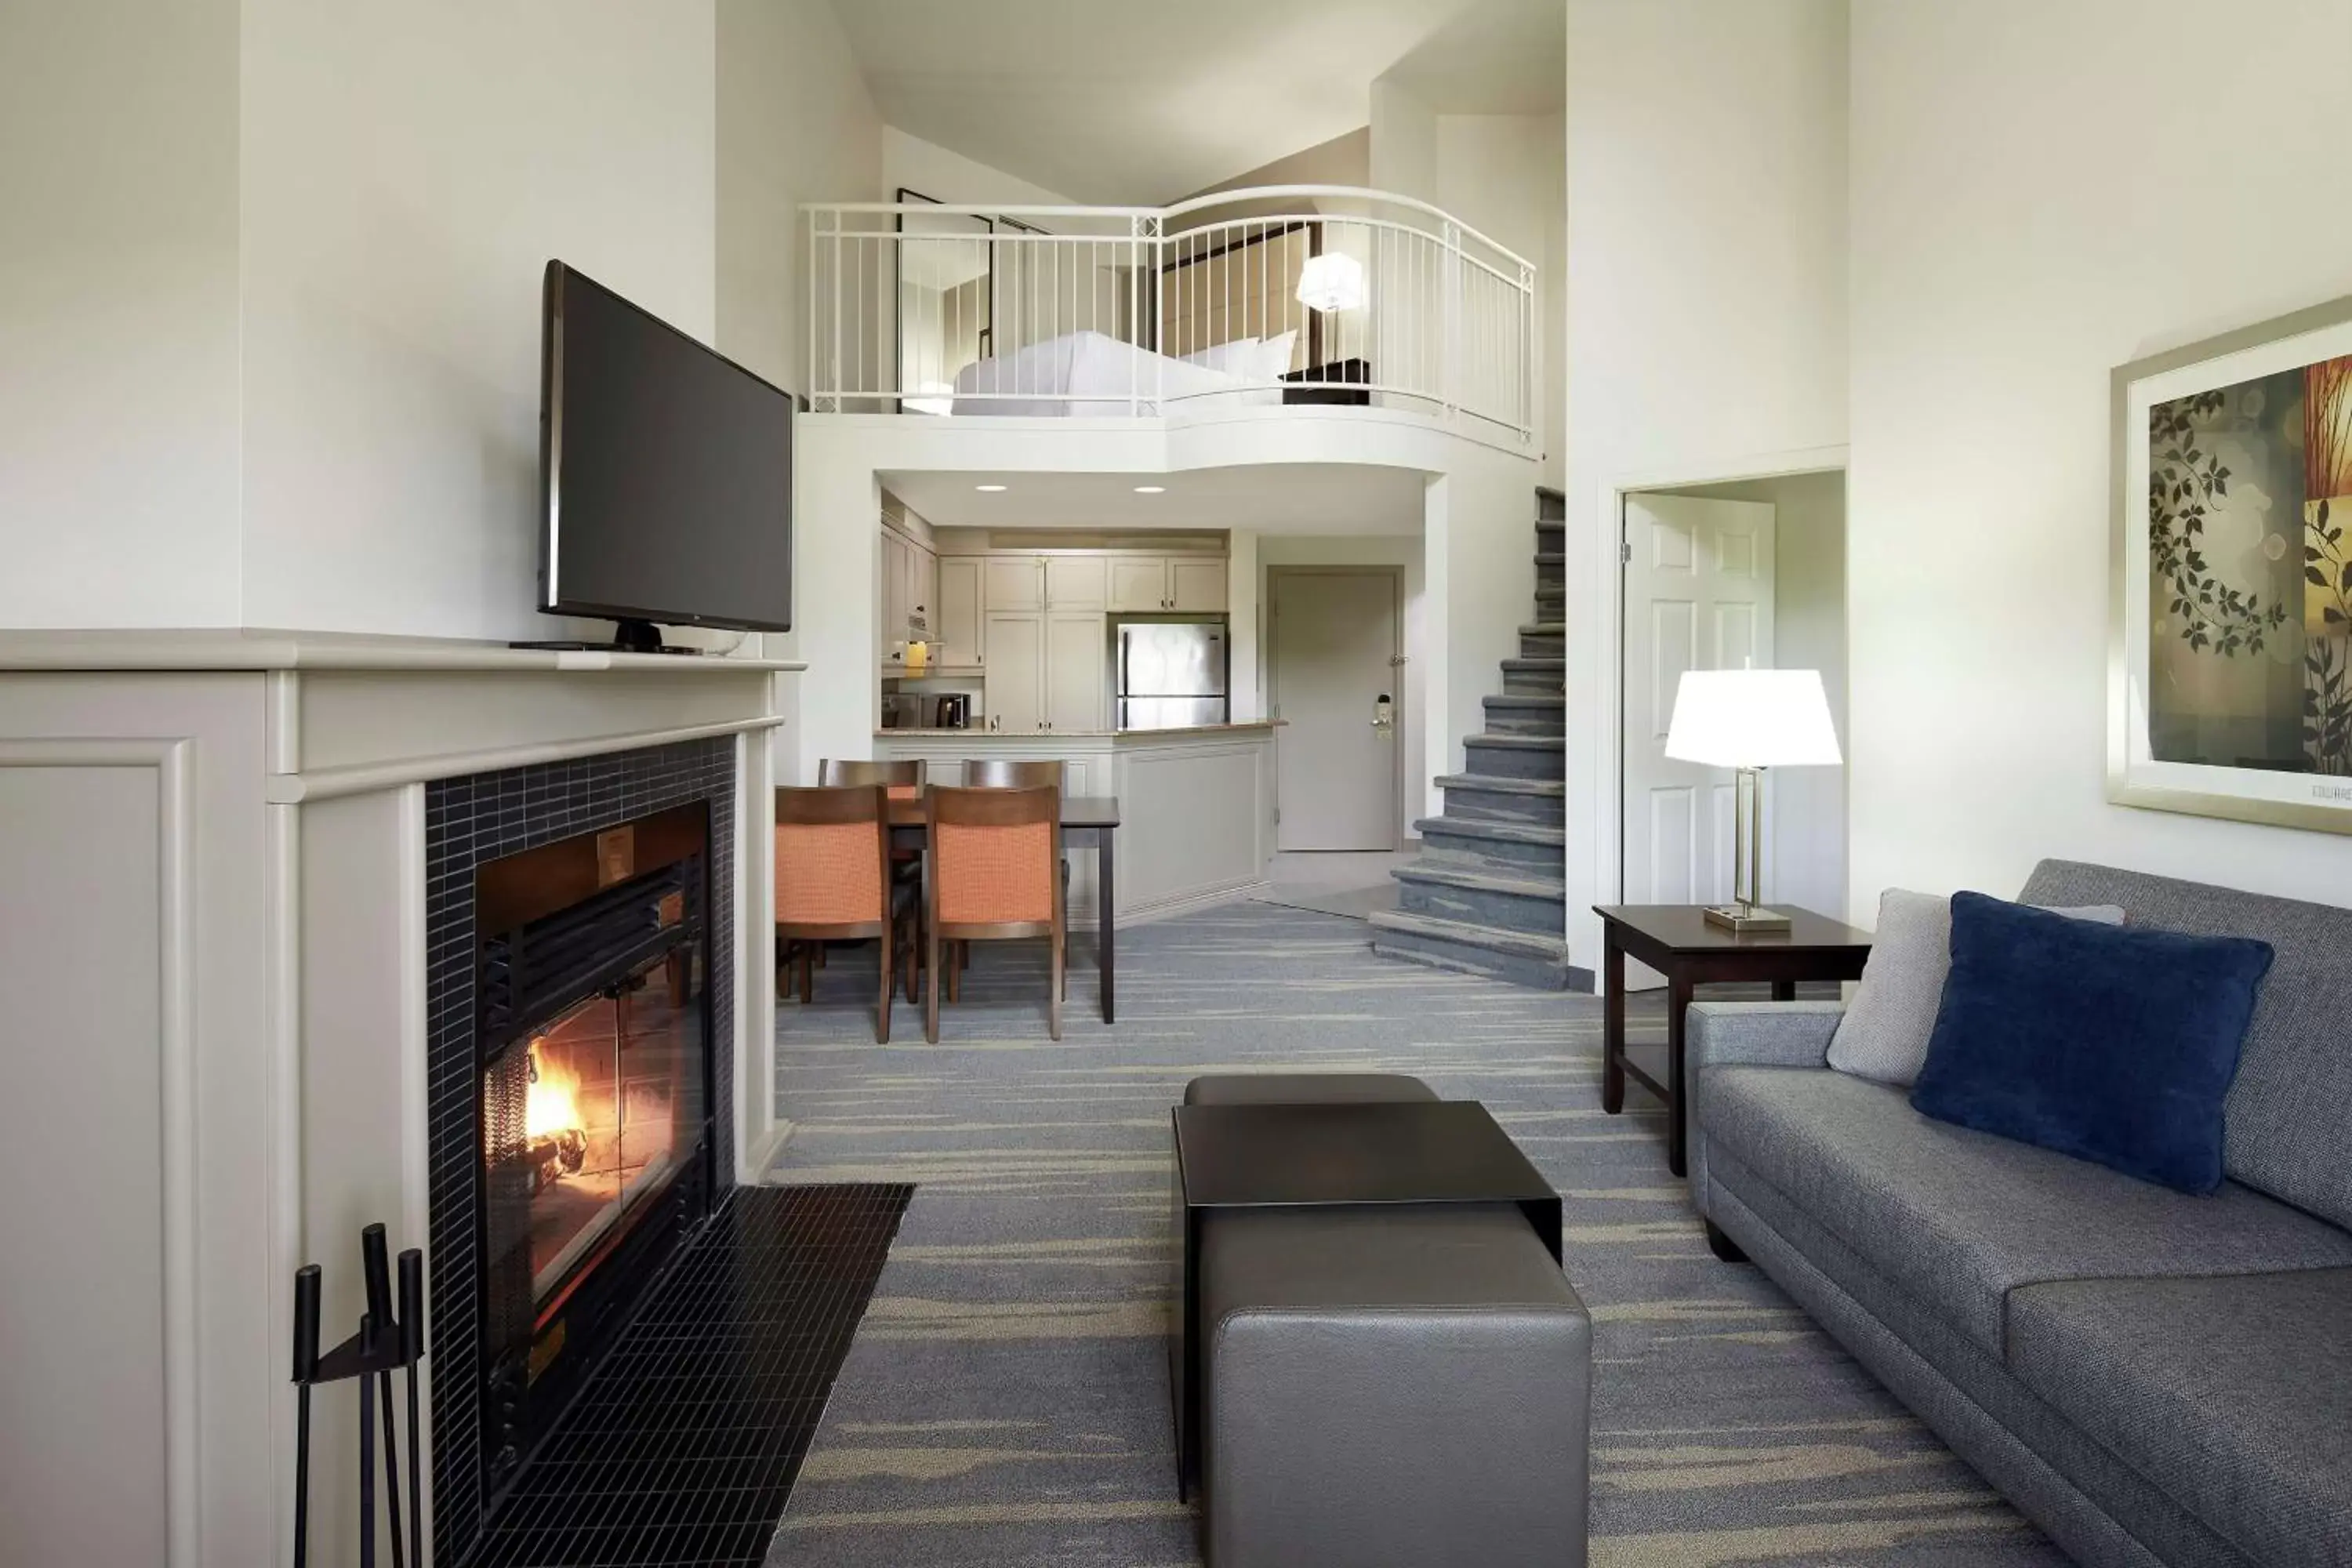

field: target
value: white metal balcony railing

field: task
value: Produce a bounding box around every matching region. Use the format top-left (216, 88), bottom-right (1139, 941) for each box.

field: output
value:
top-left (803, 186), bottom-right (1537, 444)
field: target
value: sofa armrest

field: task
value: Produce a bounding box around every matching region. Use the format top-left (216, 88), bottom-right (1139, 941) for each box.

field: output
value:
top-left (1686, 1000), bottom-right (1842, 1072)
top-left (1684, 1002), bottom-right (1842, 1220)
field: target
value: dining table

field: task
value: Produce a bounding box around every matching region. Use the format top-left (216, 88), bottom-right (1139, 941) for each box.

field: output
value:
top-left (885, 793), bottom-right (1123, 1024)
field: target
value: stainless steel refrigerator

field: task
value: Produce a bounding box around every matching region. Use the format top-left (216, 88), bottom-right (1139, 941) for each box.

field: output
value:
top-left (1116, 619), bottom-right (1229, 731)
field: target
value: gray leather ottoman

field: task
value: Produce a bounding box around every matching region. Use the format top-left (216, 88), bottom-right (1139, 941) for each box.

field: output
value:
top-left (1182, 1074), bottom-right (1592, 1568)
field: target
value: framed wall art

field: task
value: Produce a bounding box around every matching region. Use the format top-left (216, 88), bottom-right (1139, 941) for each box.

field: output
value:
top-left (2112, 293), bottom-right (2352, 833)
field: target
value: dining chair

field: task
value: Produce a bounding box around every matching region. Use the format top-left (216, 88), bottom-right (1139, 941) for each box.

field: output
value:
top-left (957, 760), bottom-right (1073, 985)
top-left (773, 784), bottom-right (910, 1042)
top-left (819, 760), bottom-right (927, 984)
top-left (820, 757), bottom-right (927, 798)
top-left (924, 783), bottom-right (1065, 1043)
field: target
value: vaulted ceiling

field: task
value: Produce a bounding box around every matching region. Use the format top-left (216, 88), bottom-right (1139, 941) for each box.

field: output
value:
top-left (827, 0), bottom-right (1565, 204)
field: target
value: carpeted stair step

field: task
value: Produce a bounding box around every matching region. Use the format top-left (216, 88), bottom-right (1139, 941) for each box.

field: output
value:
top-left (1394, 860), bottom-right (1566, 936)
top-left (1367, 907), bottom-right (1577, 991)
top-left (1534, 551), bottom-right (1565, 588)
top-left (1536, 485), bottom-right (1566, 522)
top-left (1483, 693), bottom-right (1564, 737)
top-left (1519, 622), bottom-right (1565, 660)
top-left (1461, 731), bottom-right (1563, 782)
top-left (1436, 772), bottom-right (1564, 826)
top-left (1414, 815), bottom-right (1565, 874)
top-left (1502, 656), bottom-right (1565, 695)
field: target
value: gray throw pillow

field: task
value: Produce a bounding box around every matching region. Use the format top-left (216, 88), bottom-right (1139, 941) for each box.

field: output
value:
top-left (1825, 888), bottom-right (2125, 1087)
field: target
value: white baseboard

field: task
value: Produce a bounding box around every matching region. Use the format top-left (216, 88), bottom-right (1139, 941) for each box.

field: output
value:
top-left (1114, 877), bottom-right (1274, 928)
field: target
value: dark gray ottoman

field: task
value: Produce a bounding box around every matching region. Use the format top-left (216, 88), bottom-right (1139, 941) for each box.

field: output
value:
top-left (1182, 1073), bottom-right (1592, 1568)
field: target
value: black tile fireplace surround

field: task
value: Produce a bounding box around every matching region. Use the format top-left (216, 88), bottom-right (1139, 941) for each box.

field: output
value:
top-left (425, 740), bottom-right (737, 1568)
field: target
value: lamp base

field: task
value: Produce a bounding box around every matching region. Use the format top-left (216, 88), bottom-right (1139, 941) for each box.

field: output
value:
top-left (1702, 902), bottom-right (1792, 934)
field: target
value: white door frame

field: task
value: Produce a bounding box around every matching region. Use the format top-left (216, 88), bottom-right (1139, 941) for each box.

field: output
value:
top-left (1266, 564), bottom-right (1406, 851)
top-left (1586, 445), bottom-right (1848, 984)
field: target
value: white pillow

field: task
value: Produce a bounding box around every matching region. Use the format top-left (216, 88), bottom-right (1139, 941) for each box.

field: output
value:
top-left (1825, 889), bottom-right (2126, 1087)
top-left (1179, 339), bottom-right (1261, 379)
top-left (1255, 329), bottom-right (1299, 380)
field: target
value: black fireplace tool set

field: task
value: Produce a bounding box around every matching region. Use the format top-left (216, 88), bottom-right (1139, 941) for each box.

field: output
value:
top-left (292, 1222), bottom-right (425, 1568)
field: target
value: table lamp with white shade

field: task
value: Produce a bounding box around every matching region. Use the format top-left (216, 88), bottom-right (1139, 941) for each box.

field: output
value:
top-left (1663, 667), bottom-right (1842, 932)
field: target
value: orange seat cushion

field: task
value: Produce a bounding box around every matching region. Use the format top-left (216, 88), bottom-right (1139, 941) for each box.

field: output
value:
top-left (775, 822), bottom-right (884, 924)
top-left (935, 819), bottom-right (1054, 924)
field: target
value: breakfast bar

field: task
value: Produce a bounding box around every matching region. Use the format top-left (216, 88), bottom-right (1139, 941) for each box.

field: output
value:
top-left (875, 722), bottom-right (1279, 928)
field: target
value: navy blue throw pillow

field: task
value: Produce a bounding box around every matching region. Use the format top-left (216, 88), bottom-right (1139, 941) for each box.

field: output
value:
top-left (1909, 891), bottom-right (2274, 1194)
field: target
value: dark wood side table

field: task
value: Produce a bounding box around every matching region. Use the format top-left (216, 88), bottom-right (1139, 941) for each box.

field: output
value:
top-left (1593, 905), bottom-right (1872, 1178)
top-left (1167, 1102), bottom-right (1561, 1499)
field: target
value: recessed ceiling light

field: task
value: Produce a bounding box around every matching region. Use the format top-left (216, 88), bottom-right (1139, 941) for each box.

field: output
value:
top-left (975, 483), bottom-right (1007, 492)
top-left (1133, 485), bottom-right (1167, 495)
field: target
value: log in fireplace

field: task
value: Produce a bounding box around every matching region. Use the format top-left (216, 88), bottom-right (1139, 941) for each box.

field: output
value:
top-left (471, 801), bottom-right (717, 1502)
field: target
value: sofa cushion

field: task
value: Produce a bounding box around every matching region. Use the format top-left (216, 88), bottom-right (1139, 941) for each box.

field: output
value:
top-left (2019, 859), bottom-right (2352, 1229)
top-left (2008, 1269), bottom-right (2352, 1568)
top-left (1911, 892), bottom-right (2273, 1193)
top-left (1827, 888), bottom-right (2122, 1087)
top-left (1697, 1065), bottom-right (2352, 1356)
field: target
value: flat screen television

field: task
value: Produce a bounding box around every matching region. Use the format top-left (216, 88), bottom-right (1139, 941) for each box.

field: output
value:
top-left (536, 260), bottom-right (793, 650)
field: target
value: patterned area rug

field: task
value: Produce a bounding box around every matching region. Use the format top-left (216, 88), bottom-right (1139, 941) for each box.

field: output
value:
top-left (761, 902), bottom-right (2064, 1567)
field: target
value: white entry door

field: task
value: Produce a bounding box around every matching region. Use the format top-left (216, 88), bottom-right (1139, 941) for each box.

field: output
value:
top-left (1272, 570), bottom-right (1400, 850)
top-left (1621, 495), bottom-right (1776, 979)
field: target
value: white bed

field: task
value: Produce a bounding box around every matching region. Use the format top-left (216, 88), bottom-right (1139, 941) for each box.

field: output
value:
top-left (949, 330), bottom-right (1285, 417)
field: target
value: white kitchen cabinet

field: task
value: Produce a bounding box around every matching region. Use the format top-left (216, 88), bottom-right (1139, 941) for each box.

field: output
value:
top-left (880, 530), bottom-right (911, 662)
top-left (936, 557), bottom-right (982, 667)
top-left (982, 609), bottom-right (1106, 732)
top-left (1106, 557), bottom-right (1169, 613)
top-left (1105, 556), bottom-right (1228, 613)
top-left (985, 556), bottom-right (1044, 612)
top-left (1167, 557), bottom-right (1228, 612)
top-left (913, 546), bottom-right (939, 639)
top-left (1045, 612), bottom-right (1106, 731)
top-left (982, 612), bottom-right (1044, 732)
top-left (1044, 555), bottom-right (1107, 610)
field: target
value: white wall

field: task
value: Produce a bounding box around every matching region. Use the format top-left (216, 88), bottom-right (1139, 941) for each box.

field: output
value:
top-left (237, 0), bottom-right (717, 641)
top-left (1368, 79), bottom-right (1438, 205)
top-left (884, 125), bottom-right (1080, 208)
top-left (1562, 0), bottom-right (1849, 967)
top-left (1848, 0), bottom-right (2352, 911)
top-left (717, 0), bottom-right (882, 396)
top-left (1257, 534), bottom-right (1428, 838)
top-left (0, 0), bottom-right (244, 628)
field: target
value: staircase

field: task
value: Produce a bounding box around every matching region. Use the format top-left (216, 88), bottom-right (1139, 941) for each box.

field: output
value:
top-left (1369, 488), bottom-right (1574, 989)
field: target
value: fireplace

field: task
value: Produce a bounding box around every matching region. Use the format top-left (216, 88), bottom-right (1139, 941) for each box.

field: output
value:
top-left (470, 803), bottom-right (718, 1492)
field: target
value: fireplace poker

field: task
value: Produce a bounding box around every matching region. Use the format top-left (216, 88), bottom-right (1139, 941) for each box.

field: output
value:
top-left (291, 1264), bottom-right (321, 1568)
top-left (361, 1224), bottom-right (406, 1568)
top-left (358, 1311), bottom-right (377, 1568)
top-left (398, 1247), bottom-right (425, 1568)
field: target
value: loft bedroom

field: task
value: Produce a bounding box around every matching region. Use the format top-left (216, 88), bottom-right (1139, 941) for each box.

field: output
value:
top-left (802, 184), bottom-right (1541, 449)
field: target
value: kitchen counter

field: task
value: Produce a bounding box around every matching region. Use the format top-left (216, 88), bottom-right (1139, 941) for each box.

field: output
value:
top-left (873, 724), bottom-right (1276, 924)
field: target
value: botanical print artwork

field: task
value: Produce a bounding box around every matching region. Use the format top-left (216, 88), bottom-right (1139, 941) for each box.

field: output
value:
top-left (2147, 354), bottom-right (2352, 776)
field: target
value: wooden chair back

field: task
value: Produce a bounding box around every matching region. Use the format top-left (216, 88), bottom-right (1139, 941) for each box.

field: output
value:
top-left (960, 759), bottom-right (1065, 790)
top-left (772, 785), bottom-right (891, 937)
top-left (819, 757), bottom-right (926, 800)
top-left (924, 784), bottom-right (1062, 938)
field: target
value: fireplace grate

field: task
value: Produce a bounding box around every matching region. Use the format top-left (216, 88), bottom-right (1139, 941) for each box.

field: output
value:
top-left (479, 861), bottom-right (696, 1051)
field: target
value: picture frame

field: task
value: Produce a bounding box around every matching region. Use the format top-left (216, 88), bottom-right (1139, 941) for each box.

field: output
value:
top-left (2111, 293), bottom-right (2352, 834)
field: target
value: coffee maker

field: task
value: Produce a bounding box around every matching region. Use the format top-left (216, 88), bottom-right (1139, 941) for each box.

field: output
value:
top-left (932, 694), bottom-right (971, 730)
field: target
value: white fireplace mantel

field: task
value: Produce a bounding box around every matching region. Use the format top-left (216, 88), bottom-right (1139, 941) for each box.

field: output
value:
top-left (0, 629), bottom-right (800, 1568)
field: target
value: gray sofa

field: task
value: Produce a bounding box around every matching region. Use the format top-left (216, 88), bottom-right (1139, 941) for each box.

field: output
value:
top-left (1684, 859), bottom-right (2352, 1568)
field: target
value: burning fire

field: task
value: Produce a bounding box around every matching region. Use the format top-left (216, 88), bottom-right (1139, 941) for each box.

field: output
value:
top-left (526, 1044), bottom-right (585, 1143)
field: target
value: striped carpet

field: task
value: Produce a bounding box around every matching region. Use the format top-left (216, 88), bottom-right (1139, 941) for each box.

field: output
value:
top-left (761, 902), bottom-right (2065, 1567)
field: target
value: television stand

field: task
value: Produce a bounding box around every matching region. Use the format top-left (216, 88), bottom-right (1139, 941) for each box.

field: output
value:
top-left (511, 619), bottom-right (699, 655)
